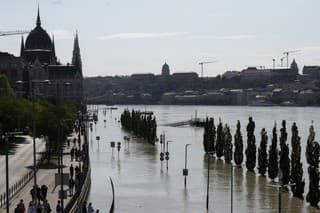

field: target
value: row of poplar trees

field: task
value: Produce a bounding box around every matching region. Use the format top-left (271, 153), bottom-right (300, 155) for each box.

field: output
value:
top-left (120, 109), bottom-right (157, 144)
top-left (203, 117), bottom-right (320, 207)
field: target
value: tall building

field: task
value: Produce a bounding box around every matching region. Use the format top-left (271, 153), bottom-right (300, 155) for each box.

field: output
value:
top-left (17, 7), bottom-right (83, 102)
top-left (161, 62), bottom-right (170, 76)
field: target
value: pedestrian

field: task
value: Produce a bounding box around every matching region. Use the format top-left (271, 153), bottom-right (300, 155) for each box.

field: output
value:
top-left (14, 204), bottom-right (20, 213)
top-left (56, 200), bottom-right (62, 213)
top-left (42, 200), bottom-right (52, 213)
top-left (36, 185), bottom-right (41, 203)
top-left (87, 202), bottom-right (94, 213)
top-left (70, 164), bottom-right (74, 179)
top-left (73, 138), bottom-right (76, 146)
top-left (67, 139), bottom-right (70, 147)
top-left (75, 165), bottom-right (80, 176)
top-left (30, 187), bottom-right (36, 203)
top-left (71, 147), bottom-right (75, 161)
top-left (36, 203), bottom-right (42, 213)
top-left (69, 178), bottom-right (74, 196)
top-left (41, 184), bottom-right (48, 200)
top-left (18, 199), bottom-right (26, 213)
top-left (27, 201), bottom-right (36, 213)
top-left (95, 210), bottom-right (99, 213)
top-left (75, 148), bottom-right (78, 161)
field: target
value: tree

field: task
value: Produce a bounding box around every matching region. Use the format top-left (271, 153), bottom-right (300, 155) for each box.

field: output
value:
top-left (306, 124), bottom-right (320, 207)
top-left (216, 119), bottom-right (224, 159)
top-left (268, 123), bottom-right (278, 182)
top-left (290, 122), bottom-right (304, 199)
top-left (234, 120), bottom-right (243, 167)
top-left (223, 124), bottom-right (232, 164)
top-left (245, 117), bottom-right (256, 172)
top-left (279, 120), bottom-right (290, 186)
top-left (258, 128), bottom-right (268, 176)
top-left (203, 117), bottom-right (215, 153)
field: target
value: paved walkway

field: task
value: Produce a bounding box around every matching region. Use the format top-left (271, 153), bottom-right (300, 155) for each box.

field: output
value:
top-left (1, 132), bottom-right (83, 212)
top-left (0, 136), bottom-right (45, 196)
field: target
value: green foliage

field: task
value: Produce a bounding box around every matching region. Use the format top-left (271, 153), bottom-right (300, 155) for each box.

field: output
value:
top-left (120, 109), bottom-right (157, 144)
top-left (216, 119), bottom-right (224, 159)
top-left (223, 124), bottom-right (232, 164)
top-left (306, 124), bottom-right (320, 207)
top-left (245, 117), bottom-right (256, 172)
top-left (290, 122), bottom-right (304, 199)
top-left (0, 74), bottom-right (14, 97)
top-left (203, 117), bottom-right (216, 153)
top-left (258, 128), bottom-right (268, 176)
top-left (279, 120), bottom-right (290, 185)
top-left (268, 124), bottom-right (278, 181)
top-left (234, 120), bottom-right (243, 166)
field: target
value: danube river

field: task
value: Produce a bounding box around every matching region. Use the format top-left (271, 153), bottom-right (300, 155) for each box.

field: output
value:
top-left (87, 105), bottom-right (320, 212)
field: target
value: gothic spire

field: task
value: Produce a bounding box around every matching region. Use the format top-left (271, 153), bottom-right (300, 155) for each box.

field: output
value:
top-left (36, 5), bottom-right (41, 27)
top-left (52, 34), bottom-right (56, 56)
top-left (72, 31), bottom-right (82, 73)
top-left (20, 35), bottom-right (25, 57)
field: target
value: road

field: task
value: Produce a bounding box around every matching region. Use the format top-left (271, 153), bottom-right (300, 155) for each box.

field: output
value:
top-left (0, 136), bottom-right (46, 195)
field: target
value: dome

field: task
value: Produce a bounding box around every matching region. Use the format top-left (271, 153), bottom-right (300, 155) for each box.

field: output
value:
top-left (25, 9), bottom-right (52, 50)
top-left (161, 62), bottom-right (170, 76)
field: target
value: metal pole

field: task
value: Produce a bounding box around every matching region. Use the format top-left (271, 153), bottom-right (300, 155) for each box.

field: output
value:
top-left (231, 164), bottom-right (233, 213)
top-left (278, 187), bottom-right (281, 213)
top-left (5, 135), bottom-right (9, 213)
top-left (32, 85), bottom-right (37, 205)
top-left (206, 154), bottom-right (210, 212)
top-left (166, 141), bottom-right (169, 171)
top-left (184, 144), bottom-right (191, 188)
top-left (60, 123), bottom-right (64, 212)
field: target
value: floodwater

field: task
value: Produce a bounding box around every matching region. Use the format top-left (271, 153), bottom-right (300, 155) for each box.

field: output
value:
top-left (88, 105), bottom-right (320, 213)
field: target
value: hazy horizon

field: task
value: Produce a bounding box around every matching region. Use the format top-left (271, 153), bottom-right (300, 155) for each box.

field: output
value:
top-left (1, 0), bottom-right (320, 77)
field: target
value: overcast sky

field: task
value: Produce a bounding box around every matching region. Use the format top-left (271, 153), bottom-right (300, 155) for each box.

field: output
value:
top-left (1, 0), bottom-right (320, 77)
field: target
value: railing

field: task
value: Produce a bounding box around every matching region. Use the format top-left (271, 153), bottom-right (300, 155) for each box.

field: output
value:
top-left (0, 152), bottom-right (45, 208)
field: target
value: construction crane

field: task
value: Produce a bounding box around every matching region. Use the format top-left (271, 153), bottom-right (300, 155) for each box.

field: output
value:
top-left (283, 50), bottom-right (301, 68)
top-left (0, 30), bottom-right (29, 37)
top-left (198, 61), bottom-right (217, 77)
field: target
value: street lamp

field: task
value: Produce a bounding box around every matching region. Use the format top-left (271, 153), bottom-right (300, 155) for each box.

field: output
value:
top-left (183, 144), bottom-right (191, 188)
top-left (166, 140), bottom-right (173, 171)
top-left (206, 151), bottom-right (214, 213)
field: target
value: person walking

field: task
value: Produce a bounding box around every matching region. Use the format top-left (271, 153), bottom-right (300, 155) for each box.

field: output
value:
top-left (82, 202), bottom-right (87, 213)
top-left (71, 147), bottom-right (75, 161)
top-left (27, 201), bottom-right (36, 213)
top-left (56, 200), bottom-right (62, 213)
top-left (87, 203), bottom-right (94, 213)
top-left (18, 199), bottom-right (26, 213)
top-left (41, 184), bottom-right (48, 200)
top-left (69, 178), bottom-right (75, 196)
top-left (42, 200), bottom-right (52, 213)
top-left (69, 164), bottom-right (74, 179)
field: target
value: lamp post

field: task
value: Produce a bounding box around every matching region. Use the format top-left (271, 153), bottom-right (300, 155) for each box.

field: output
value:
top-left (206, 151), bottom-right (214, 213)
top-left (166, 140), bottom-right (173, 171)
top-left (183, 144), bottom-right (191, 188)
top-left (3, 134), bottom-right (9, 213)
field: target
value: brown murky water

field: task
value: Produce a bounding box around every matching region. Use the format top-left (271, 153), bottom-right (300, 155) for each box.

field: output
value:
top-left (88, 105), bottom-right (320, 212)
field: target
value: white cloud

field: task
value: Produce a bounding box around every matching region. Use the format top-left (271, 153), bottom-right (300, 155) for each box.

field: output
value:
top-left (51, 0), bottom-right (62, 5)
top-left (176, 34), bottom-right (257, 40)
top-left (49, 29), bottom-right (74, 40)
top-left (97, 32), bottom-right (188, 40)
top-left (218, 34), bottom-right (256, 40)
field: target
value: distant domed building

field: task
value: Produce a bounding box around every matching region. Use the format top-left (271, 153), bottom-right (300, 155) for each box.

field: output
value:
top-left (17, 7), bottom-right (83, 103)
top-left (161, 62), bottom-right (170, 76)
top-left (290, 58), bottom-right (298, 74)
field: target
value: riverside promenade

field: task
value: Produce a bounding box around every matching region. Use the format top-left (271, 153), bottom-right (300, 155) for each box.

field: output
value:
top-left (0, 128), bottom-right (90, 212)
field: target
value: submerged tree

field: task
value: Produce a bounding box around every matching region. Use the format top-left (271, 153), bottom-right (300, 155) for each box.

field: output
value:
top-left (203, 117), bottom-right (216, 154)
top-left (223, 124), bottom-right (233, 164)
top-left (290, 122), bottom-right (304, 199)
top-left (216, 119), bottom-right (224, 159)
top-left (268, 123), bottom-right (278, 182)
top-left (234, 120), bottom-right (244, 167)
top-left (258, 128), bottom-right (268, 176)
top-left (306, 124), bottom-right (320, 208)
top-left (245, 117), bottom-right (256, 172)
top-left (279, 120), bottom-right (290, 187)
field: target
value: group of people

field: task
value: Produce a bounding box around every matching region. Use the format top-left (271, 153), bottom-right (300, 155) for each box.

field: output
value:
top-left (14, 199), bottom-right (52, 213)
top-left (81, 201), bottom-right (99, 213)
